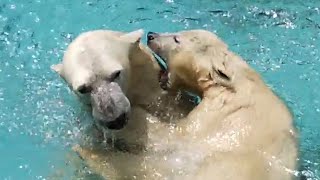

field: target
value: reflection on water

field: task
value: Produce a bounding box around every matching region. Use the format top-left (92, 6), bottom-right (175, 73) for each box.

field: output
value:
top-left (0, 0), bottom-right (319, 179)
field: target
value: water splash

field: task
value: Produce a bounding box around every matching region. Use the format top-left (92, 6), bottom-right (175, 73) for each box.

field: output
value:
top-left (0, 0), bottom-right (319, 179)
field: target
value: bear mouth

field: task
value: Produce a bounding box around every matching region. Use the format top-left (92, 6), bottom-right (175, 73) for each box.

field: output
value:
top-left (152, 53), bottom-right (167, 70)
top-left (159, 69), bottom-right (169, 90)
top-left (152, 53), bottom-right (170, 90)
top-left (98, 113), bottom-right (129, 130)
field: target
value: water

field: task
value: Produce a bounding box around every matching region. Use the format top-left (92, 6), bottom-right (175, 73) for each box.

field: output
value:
top-left (0, 0), bottom-right (319, 179)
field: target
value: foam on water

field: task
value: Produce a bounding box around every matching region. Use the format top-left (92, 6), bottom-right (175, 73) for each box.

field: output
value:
top-left (0, 0), bottom-right (319, 179)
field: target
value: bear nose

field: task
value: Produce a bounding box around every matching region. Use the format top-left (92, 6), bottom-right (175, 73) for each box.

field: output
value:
top-left (147, 32), bottom-right (158, 41)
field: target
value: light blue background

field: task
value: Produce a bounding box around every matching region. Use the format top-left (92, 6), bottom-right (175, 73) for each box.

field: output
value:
top-left (0, 0), bottom-right (319, 179)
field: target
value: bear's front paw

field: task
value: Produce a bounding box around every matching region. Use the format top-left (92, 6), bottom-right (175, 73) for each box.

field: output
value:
top-left (72, 144), bottom-right (99, 161)
top-left (72, 144), bottom-right (85, 160)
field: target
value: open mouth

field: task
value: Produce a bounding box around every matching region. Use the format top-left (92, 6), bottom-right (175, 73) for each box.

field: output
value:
top-left (152, 52), bottom-right (167, 70)
top-left (151, 53), bottom-right (170, 90)
top-left (99, 113), bottom-right (129, 130)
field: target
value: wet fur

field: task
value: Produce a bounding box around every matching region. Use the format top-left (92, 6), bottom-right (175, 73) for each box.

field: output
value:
top-left (54, 30), bottom-right (196, 179)
top-left (148, 29), bottom-right (298, 180)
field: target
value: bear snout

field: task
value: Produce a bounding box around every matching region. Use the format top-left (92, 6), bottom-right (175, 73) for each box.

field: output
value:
top-left (147, 32), bottom-right (162, 56)
top-left (90, 81), bottom-right (131, 130)
top-left (147, 31), bottom-right (159, 41)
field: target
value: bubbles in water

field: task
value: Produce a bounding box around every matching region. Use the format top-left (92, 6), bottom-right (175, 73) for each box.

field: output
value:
top-left (165, 0), bottom-right (174, 3)
top-left (0, 0), bottom-right (319, 179)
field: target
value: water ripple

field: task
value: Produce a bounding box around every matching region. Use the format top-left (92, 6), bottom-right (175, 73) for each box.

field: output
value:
top-left (0, 0), bottom-right (319, 179)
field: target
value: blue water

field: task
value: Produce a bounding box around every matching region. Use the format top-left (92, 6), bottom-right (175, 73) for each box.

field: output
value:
top-left (0, 0), bottom-right (319, 179)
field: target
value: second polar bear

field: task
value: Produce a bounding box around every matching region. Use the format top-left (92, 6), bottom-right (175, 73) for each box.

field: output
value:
top-left (147, 29), bottom-right (298, 180)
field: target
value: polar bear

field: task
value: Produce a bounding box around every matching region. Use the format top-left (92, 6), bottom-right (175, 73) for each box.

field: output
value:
top-left (146, 30), bottom-right (298, 180)
top-left (51, 29), bottom-right (196, 179)
top-left (52, 30), bottom-right (135, 130)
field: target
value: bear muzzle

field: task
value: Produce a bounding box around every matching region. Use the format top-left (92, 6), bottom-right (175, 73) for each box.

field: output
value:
top-left (90, 81), bottom-right (131, 130)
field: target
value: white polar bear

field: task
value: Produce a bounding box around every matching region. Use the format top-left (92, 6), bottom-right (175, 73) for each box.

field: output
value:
top-left (52, 30), bottom-right (139, 130)
top-left (51, 29), bottom-right (196, 179)
top-left (146, 29), bottom-right (298, 180)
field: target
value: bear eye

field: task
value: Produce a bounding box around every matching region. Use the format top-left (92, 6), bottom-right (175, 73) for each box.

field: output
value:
top-left (173, 36), bottom-right (180, 44)
top-left (77, 85), bottom-right (92, 94)
top-left (110, 70), bottom-right (121, 81)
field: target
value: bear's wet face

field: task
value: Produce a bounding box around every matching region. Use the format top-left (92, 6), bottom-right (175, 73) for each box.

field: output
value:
top-left (147, 30), bottom-right (221, 94)
top-left (91, 81), bottom-right (130, 130)
top-left (51, 29), bottom-right (147, 130)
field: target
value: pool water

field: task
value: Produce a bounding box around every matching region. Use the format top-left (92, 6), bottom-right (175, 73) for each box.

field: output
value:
top-left (0, 0), bottom-right (319, 179)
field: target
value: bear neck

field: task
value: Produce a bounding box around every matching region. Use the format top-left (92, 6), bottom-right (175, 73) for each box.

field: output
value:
top-left (127, 50), bottom-right (163, 107)
top-left (202, 85), bottom-right (234, 101)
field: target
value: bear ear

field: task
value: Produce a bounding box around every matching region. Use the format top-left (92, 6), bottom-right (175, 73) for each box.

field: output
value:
top-left (212, 62), bottom-right (231, 81)
top-left (51, 63), bottom-right (63, 76)
top-left (210, 58), bottom-right (234, 89)
top-left (120, 29), bottom-right (144, 44)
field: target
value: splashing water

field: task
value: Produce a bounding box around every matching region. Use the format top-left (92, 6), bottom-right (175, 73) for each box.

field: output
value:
top-left (0, 0), bottom-right (319, 179)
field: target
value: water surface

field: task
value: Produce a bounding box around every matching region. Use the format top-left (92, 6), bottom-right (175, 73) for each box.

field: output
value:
top-left (0, 0), bottom-right (319, 179)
